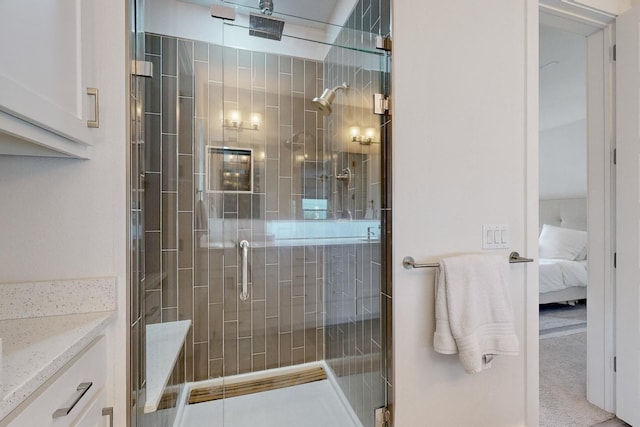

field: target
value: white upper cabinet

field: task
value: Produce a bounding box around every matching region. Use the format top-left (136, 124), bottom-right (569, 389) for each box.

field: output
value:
top-left (0, 0), bottom-right (98, 158)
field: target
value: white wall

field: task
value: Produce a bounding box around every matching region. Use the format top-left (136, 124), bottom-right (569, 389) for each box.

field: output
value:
top-left (539, 119), bottom-right (587, 199)
top-left (0, 0), bottom-right (128, 424)
top-left (392, 1), bottom-right (538, 425)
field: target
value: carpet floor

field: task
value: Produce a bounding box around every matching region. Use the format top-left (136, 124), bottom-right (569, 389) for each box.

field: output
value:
top-left (540, 332), bottom-right (615, 427)
top-left (540, 302), bottom-right (587, 339)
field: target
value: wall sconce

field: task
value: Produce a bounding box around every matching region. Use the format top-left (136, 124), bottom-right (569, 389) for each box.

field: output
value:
top-left (224, 110), bottom-right (261, 131)
top-left (350, 126), bottom-right (379, 145)
top-left (250, 113), bottom-right (261, 130)
top-left (229, 110), bottom-right (241, 127)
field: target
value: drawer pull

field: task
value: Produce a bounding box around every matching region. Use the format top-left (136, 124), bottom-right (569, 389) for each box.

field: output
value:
top-left (52, 382), bottom-right (93, 418)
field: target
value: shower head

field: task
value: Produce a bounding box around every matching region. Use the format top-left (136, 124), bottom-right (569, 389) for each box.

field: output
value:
top-left (249, 12), bottom-right (285, 41)
top-left (259, 0), bottom-right (273, 15)
top-left (311, 83), bottom-right (349, 116)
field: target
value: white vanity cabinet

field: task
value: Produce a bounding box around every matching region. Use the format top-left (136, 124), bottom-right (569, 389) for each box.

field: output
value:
top-left (6, 336), bottom-right (112, 427)
top-left (0, 0), bottom-right (98, 159)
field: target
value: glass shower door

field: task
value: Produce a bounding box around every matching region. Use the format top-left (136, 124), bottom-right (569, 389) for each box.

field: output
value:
top-left (213, 10), bottom-right (389, 426)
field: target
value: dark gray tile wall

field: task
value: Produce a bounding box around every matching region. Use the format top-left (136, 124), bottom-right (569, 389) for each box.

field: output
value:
top-left (144, 34), bottom-right (326, 382)
top-left (323, 0), bottom-right (392, 426)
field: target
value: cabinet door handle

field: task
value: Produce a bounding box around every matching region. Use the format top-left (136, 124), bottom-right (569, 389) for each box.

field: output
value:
top-left (87, 87), bottom-right (99, 128)
top-left (102, 406), bottom-right (114, 427)
top-left (52, 382), bottom-right (93, 418)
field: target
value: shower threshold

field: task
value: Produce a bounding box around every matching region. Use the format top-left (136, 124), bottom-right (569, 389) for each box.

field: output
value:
top-left (176, 361), bottom-right (363, 427)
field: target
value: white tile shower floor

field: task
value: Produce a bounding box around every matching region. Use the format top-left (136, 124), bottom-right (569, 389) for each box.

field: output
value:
top-left (180, 379), bottom-right (359, 427)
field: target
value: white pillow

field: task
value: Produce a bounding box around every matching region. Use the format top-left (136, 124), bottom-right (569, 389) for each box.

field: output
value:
top-left (538, 224), bottom-right (587, 260)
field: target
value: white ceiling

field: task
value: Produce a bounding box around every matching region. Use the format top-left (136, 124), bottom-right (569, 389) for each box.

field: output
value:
top-left (539, 23), bottom-right (586, 132)
top-left (180, 0), bottom-right (357, 27)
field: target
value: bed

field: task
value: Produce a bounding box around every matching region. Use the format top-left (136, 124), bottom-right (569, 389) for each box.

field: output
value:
top-left (539, 198), bottom-right (588, 305)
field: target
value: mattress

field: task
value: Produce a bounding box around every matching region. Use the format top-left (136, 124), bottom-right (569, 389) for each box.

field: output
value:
top-left (539, 258), bottom-right (588, 294)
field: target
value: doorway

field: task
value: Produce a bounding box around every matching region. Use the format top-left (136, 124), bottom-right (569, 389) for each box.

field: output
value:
top-left (538, 1), bottom-right (617, 424)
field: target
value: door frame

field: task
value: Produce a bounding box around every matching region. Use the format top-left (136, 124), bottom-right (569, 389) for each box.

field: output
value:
top-left (537, 0), bottom-right (620, 414)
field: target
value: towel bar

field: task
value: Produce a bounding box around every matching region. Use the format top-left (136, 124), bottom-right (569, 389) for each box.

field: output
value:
top-left (402, 251), bottom-right (534, 270)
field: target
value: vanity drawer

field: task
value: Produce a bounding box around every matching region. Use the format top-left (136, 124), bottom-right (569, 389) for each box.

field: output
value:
top-left (7, 336), bottom-right (107, 427)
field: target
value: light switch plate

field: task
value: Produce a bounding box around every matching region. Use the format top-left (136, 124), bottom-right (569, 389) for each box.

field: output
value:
top-left (483, 224), bottom-right (510, 249)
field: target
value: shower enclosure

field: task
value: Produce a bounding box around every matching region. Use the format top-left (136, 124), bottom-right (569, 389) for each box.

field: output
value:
top-left (129, 1), bottom-right (392, 426)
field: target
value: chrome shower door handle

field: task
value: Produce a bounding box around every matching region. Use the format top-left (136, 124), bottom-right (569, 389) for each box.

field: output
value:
top-left (239, 240), bottom-right (250, 301)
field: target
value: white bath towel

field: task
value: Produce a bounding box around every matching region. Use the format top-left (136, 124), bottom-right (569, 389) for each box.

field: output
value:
top-left (433, 254), bottom-right (519, 374)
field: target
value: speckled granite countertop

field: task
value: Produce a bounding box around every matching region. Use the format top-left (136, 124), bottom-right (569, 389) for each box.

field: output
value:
top-left (0, 277), bottom-right (116, 420)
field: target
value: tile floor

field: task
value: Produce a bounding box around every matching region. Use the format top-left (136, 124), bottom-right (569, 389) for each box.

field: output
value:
top-left (180, 379), bottom-right (359, 427)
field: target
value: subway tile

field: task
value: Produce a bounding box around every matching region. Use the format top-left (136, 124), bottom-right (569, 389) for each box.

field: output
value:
top-left (292, 296), bottom-right (304, 348)
top-left (162, 307), bottom-right (177, 322)
top-left (224, 265), bottom-right (238, 321)
top-left (194, 62), bottom-right (208, 119)
top-left (162, 37), bottom-right (177, 76)
top-left (305, 263), bottom-right (317, 313)
top-left (178, 39), bottom-right (194, 97)
top-left (292, 58), bottom-right (304, 92)
top-left (194, 41), bottom-right (208, 62)
top-left (193, 286), bottom-right (209, 343)
top-left (276, 54), bottom-right (290, 74)
top-left (209, 303), bottom-right (223, 359)
top-left (265, 159), bottom-right (279, 212)
top-left (238, 193), bottom-right (252, 219)
top-left (279, 74), bottom-right (292, 126)
top-left (162, 134), bottom-right (177, 191)
top-left (145, 232), bottom-right (161, 290)
top-left (293, 347), bottom-right (305, 366)
top-left (223, 47), bottom-right (238, 103)
top-left (265, 107), bottom-right (279, 160)
top-left (178, 269), bottom-right (193, 321)
top-left (278, 177), bottom-right (292, 218)
top-left (380, 0), bottom-right (390, 36)
top-left (292, 262), bottom-right (304, 298)
top-left (209, 44), bottom-right (223, 82)
top-left (252, 354), bottom-right (266, 372)
top-left (193, 243), bottom-right (208, 287)
top-left (145, 289), bottom-right (161, 325)
top-left (208, 249), bottom-right (223, 303)
top-left (238, 290), bottom-right (252, 338)
top-left (208, 82), bottom-right (223, 141)
top-left (265, 54), bottom-right (279, 106)
top-left (145, 55), bottom-right (161, 114)
top-left (193, 118), bottom-right (208, 175)
top-left (252, 51), bottom-right (266, 88)
top-left (279, 280), bottom-right (292, 333)
top-left (210, 358), bottom-right (223, 379)
top-left (252, 300), bottom-right (266, 354)
top-left (162, 193), bottom-right (177, 249)
top-left (162, 251), bottom-right (178, 307)
top-left (162, 76), bottom-right (177, 134)
top-left (178, 155), bottom-right (193, 211)
top-left (252, 193), bottom-right (265, 221)
top-left (194, 342), bottom-right (209, 381)
top-left (145, 33), bottom-right (161, 55)
top-left (238, 66), bottom-right (252, 124)
top-left (224, 321), bottom-right (238, 376)
top-left (265, 317), bottom-right (279, 369)
top-left (251, 252), bottom-right (266, 301)
top-left (144, 174), bottom-right (161, 231)
top-left (185, 329), bottom-right (194, 382)
top-left (265, 264), bottom-right (279, 317)
top-left (178, 97), bottom-right (193, 154)
top-left (304, 111), bottom-right (317, 161)
top-left (280, 332), bottom-right (292, 367)
top-left (304, 61), bottom-right (317, 110)
top-left (238, 338), bottom-right (252, 374)
top-left (145, 113), bottom-right (161, 173)
top-left (238, 48), bottom-right (251, 69)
